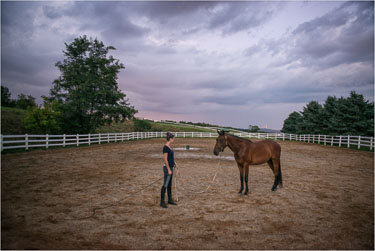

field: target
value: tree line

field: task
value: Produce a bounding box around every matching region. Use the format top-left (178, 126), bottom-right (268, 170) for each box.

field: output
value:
top-left (282, 91), bottom-right (374, 136)
top-left (1, 86), bottom-right (37, 110)
top-left (2, 35), bottom-right (137, 134)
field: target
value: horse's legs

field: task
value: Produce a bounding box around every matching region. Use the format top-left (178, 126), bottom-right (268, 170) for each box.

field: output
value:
top-left (237, 163), bottom-right (244, 194)
top-left (267, 159), bottom-right (274, 172)
top-left (271, 158), bottom-right (280, 191)
top-left (244, 164), bottom-right (249, 195)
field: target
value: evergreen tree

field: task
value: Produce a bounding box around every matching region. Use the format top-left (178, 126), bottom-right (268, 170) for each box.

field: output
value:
top-left (345, 91), bottom-right (373, 136)
top-left (282, 91), bottom-right (374, 136)
top-left (300, 101), bottom-right (323, 134)
top-left (321, 96), bottom-right (339, 135)
top-left (281, 112), bottom-right (303, 134)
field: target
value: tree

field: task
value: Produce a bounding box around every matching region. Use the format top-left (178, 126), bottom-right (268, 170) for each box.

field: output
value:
top-left (321, 96), bottom-right (339, 135)
top-left (281, 112), bottom-right (303, 134)
top-left (24, 97), bottom-right (62, 134)
top-left (344, 91), bottom-right (373, 136)
top-left (300, 101), bottom-right (323, 134)
top-left (248, 125), bottom-right (260, 133)
top-left (15, 93), bottom-right (37, 110)
top-left (1, 86), bottom-right (15, 107)
top-left (281, 91), bottom-right (374, 136)
top-left (50, 35), bottom-right (137, 133)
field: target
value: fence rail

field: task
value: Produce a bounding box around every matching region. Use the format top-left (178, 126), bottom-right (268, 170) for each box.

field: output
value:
top-left (1, 132), bottom-right (374, 151)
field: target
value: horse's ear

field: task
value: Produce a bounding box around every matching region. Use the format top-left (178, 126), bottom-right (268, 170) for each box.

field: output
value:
top-left (217, 129), bottom-right (222, 135)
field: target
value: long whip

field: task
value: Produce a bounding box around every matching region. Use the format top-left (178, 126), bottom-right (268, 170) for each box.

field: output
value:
top-left (65, 176), bottom-right (163, 221)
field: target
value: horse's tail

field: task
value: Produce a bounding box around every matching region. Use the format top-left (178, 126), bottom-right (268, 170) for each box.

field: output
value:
top-left (278, 163), bottom-right (283, 188)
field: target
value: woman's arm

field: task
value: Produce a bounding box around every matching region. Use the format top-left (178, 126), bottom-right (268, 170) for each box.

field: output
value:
top-left (164, 153), bottom-right (172, 175)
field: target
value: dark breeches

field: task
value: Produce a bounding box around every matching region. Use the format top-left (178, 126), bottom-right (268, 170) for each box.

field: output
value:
top-left (162, 165), bottom-right (173, 188)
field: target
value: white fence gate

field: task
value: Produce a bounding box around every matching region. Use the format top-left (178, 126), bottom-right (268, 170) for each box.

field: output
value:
top-left (1, 132), bottom-right (374, 151)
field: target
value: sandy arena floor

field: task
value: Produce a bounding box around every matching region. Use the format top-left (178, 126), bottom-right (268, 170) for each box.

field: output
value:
top-left (1, 138), bottom-right (374, 249)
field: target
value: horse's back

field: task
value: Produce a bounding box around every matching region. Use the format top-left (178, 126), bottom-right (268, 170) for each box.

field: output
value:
top-left (254, 140), bottom-right (281, 159)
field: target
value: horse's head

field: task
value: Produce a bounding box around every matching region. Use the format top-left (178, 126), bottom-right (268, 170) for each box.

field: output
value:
top-left (213, 129), bottom-right (228, 156)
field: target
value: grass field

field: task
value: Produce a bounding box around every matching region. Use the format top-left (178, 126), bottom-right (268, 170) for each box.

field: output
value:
top-left (96, 120), bottom-right (214, 133)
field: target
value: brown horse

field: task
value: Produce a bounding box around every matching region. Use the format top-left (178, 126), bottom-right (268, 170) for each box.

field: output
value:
top-left (213, 130), bottom-right (282, 194)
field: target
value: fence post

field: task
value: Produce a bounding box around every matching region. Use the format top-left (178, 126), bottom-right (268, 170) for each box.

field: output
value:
top-left (331, 136), bottom-right (333, 146)
top-left (339, 136), bottom-right (342, 147)
top-left (108, 133), bottom-right (110, 143)
top-left (99, 133), bottom-right (101, 144)
top-left (25, 134), bottom-right (29, 150)
top-left (122, 133), bottom-right (124, 142)
top-left (1, 134), bottom-right (3, 151)
top-left (46, 134), bottom-right (49, 149)
top-left (324, 135), bottom-right (326, 146)
top-left (88, 134), bottom-right (91, 146)
top-left (76, 134), bottom-right (79, 146)
top-left (347, 135), bottom-right (350, 148)
top-left (371, 137), bottom-right (373, 151)
top-left (358, 136), bottom-right (361, 150)
top-left (318, 135), bottom-right (320, 145)
top-left (63, 134), bottom-right (66, 147)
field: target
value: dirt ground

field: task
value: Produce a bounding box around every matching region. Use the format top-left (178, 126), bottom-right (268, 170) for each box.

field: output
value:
top-left (1, 138), bottom-right (374, 250)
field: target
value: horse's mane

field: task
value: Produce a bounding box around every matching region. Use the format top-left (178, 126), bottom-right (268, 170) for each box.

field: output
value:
top-left (227, 134), bottom-right (253, 143)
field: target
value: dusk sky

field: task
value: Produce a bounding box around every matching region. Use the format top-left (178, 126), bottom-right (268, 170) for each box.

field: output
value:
top-left (2, 1), bottom-right (374, 130)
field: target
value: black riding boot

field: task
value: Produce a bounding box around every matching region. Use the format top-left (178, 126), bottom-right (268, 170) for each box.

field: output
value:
top-left (167, 187), bottom-right (177, 205)
top-left (160, 187), bottom-right (167, 208)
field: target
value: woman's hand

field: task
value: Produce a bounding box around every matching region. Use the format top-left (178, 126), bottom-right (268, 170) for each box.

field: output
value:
top-left (168, 169), bottom-right (172, 175)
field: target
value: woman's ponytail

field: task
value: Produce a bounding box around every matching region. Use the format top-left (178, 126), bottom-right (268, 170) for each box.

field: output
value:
top-left (166, 132), bottom-right (175, 141)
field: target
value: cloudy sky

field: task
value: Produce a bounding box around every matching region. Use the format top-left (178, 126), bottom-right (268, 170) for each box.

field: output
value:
top-left (2, 1), bottom-right (374, 129)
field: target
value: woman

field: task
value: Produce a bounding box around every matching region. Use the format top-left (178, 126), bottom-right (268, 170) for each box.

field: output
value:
top-left (160, 132), bottom-right (177, 208)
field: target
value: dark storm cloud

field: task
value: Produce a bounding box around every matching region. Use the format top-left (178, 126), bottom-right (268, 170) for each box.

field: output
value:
top-left (208, 2), bottom-right (279, 35)
top-left (112, 1), bottom-right (277, 36)
top-left (43, 5), bottom-right (63, 19)
top-left (137, 1), bottom-right (216, 21)
top-left (2, 1), bottom-right (38, 38)
top-left (64, 2), bottom-right (150, 39)
top-left (272, 1), bottom-right (374, 69)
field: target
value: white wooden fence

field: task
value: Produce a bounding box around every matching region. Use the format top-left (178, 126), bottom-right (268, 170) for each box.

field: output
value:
top-left (0, 132), bottom-right (373, 151)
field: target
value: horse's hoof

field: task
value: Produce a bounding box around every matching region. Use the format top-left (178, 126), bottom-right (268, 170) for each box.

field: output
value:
top-left (271, 186), bottom-right (277, 191)
top-left (244, 192), bottom-right (248, 196)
